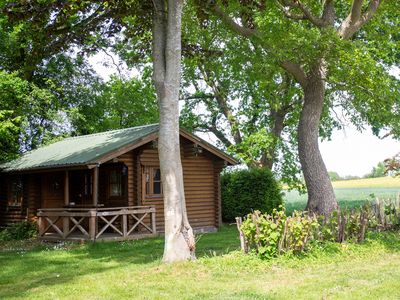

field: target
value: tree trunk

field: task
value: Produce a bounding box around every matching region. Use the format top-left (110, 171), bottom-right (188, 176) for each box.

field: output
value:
top-left (260, 107), bottom-right (287, 169)
top-left (298, 62), bottom-right (338, 215)
top-left (152, 0), bottom-right (196, 263)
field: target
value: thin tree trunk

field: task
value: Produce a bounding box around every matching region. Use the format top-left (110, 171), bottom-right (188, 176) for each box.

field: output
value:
top-left (152, 0), bottom-right (196, 263)
top-left (260, 107), bottom-right (286, 169)
top-left (298, 62), bottom-right (338, 215)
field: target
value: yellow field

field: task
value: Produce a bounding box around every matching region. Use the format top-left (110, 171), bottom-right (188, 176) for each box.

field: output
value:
top-left (332, 176), bottom-right (400, 189)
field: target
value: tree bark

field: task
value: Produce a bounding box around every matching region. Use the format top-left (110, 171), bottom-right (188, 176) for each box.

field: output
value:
top-left (298, 62), bottom-right (338, 215)
top-left (152, 0), bottom-right (196, 263)
top-left (261, 107), bottom-right (286, 169)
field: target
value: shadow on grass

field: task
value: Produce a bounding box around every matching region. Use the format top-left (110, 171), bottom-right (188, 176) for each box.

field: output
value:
top-left (0, 225), bottom-right (240, 299)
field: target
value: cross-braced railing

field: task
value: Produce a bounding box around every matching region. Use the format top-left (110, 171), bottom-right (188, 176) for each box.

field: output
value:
top-left (37, 206), bottom-right (157, 241)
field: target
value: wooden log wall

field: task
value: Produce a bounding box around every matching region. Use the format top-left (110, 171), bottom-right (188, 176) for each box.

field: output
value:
top-left (0, 175), bottom-right (29, 226)
top-left (138, 137), bottom-right (221, 232)
top-left (0, 175), bottom-right (8, 227)
top-left (213, 161), bottom-right (225, 228)
top-left (27, 175), bottom-right (41, 221)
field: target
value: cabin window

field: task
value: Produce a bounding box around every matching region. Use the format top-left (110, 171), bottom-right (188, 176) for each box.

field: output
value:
top-left (8, 178), bottom-right (23, 207)
top-left (144, 167), bottom-right (162, 197)
top-left (108, 164), bottom-right (127, 197)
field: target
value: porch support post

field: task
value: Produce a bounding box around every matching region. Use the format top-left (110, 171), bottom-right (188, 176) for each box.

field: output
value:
top-left (89, 209), bottom-right (96, 241)
top-left (37, 212), bottom-right (44, 237)
top-left (93, 166), bottom-right (99, 206)
top-left (63, 170), bottom-right (70, 238)
top-left (64, 170), bottom-right (69, 205)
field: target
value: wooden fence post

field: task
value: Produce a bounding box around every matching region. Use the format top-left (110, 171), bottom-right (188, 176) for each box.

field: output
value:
top-left (122, 213), bottom-right (127, 238)
top-left (38, 214), bottom-right (44, 237)
top-left (151, 209), bottom-right (157, 234)
top-left (358, 206), bottom-right (368, 243)
top-left (63, 216), bottom-right (70, 238)
top-left (236, 217), bottom-right (248, 253)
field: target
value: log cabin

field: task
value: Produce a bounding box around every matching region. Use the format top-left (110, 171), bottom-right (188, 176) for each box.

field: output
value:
top-left (0, 124), bottom-right (236, 241)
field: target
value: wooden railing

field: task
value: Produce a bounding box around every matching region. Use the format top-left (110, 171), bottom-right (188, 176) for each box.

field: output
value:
top-left (37, 206), bottom-right (157, 241)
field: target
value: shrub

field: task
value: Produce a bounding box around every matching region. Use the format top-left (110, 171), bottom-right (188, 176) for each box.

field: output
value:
top-left (241, 208), bottom-right (320, 258)
top-left (239, 201), bottom-right (400, 259)
top-left (0, 221), bottom-right (37, 241)
top-left (221, 168), bottom-right (283, 222)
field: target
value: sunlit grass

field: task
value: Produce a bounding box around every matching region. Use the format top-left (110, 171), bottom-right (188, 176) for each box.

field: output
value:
top-left (284, 176), bottom-right (400, 213)
top-left (1, 226), bottom-right (400, 299)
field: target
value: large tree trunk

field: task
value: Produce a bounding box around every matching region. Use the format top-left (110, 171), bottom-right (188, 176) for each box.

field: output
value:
top-left (298, 62), bottom-right (338, 215)
top-left (152, 0), bottom-right (196, 263)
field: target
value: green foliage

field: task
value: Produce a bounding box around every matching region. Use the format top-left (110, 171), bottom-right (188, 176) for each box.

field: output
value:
top-left (241, 208), bottom-right (320, 258)
top-left (0, 221), bottom-right (37, 241)
top-left (241, 199), bottom-right (400, 259)
top-left (328, 171), bottom-right (341, 181)
top-left (221, 168), bottom-right (283, 221)
top-left (0, 71), bottom-right (59, 160)
top-left (364, 162), bottom-right (387, 179)
top-left (246, 209), bottom-right (318, 258)
top-left (69, 74), bottom-right (158, 135)
top-left (178, 3), bottom-right (304, 189)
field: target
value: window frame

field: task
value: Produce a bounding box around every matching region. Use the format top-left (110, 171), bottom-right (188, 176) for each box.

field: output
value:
top-left (8, 177), bottom-right (24, 207)
top-left (143, 166), bottom-right (163, 198)
top-left (107, 163), bottom-right (127, 198)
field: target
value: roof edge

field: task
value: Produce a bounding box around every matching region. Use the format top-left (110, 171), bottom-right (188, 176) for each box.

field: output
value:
top-left (179, 128), bottom-right (238, 165)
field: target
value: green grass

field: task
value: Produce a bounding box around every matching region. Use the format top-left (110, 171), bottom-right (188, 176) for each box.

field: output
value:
top-left (285, 176), bottom-right (400, 213)
top-left (1, 226), bottom-right (400, 299)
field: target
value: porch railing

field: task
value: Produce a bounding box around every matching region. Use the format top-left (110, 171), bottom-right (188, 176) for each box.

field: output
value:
top-left (37, 206), bottom-right (157, 241)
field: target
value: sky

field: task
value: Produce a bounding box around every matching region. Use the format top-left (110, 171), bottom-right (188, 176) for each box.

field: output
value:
top-left (89, 53), bottom-right (400, 178)
top-left (319, 126), bottom-right (400, 177)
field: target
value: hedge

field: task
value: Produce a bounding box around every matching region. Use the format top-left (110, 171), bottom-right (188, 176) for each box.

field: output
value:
top-left (221, 168), bottom-right (283, 222)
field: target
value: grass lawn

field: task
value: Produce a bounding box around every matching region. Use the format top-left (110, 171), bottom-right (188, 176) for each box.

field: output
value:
top-left (285, 176), bottom-right (400, 213)
top-left (1, 225), bottom-right (400, 299)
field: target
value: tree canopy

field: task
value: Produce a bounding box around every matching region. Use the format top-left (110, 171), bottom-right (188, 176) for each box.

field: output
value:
top-left (0, 0), bottom-right (158, 160)
top-left (193, 0), bottom-right (400, 214)
top-left (1, 0), bottom-right (399, 215)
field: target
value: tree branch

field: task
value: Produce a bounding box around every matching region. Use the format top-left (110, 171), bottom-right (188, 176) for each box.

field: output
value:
top-left (277, 3), bottom-right (307, 21)
top-left (211, 4), bottom-right (257, 38)
top-left (208, 118), bottom-right (233, 148)
top-left (321, 0), bottom-right (335, 25)
top-left (360, 0), bottom-right (381, 25)
top-left (338, 0), bottom-right (382, 39)
top-left (278, 0), bottom-right (328, 27)
top-left (281, 60), bottom-right (307, 88)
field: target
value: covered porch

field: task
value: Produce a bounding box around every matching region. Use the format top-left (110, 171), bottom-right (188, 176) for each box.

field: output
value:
top-left (37, 161), bottom-right (157, 241)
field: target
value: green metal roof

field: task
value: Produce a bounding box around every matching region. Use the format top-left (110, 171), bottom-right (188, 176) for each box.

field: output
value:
top-left (0, 124), bottom-right (159, 172)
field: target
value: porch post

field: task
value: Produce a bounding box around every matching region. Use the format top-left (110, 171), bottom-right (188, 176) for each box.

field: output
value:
top-left (63, 170), bottom-right (70, 238)
top-left (93, 166), bottom-right (99, 206)
top-left (91, 166), bottom-right (99, 241)
top-left (64, 170), bottom-right (69, 205)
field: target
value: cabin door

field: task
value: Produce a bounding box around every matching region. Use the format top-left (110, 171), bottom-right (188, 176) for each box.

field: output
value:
top-left (69, 170), bottom-right (93, 206)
